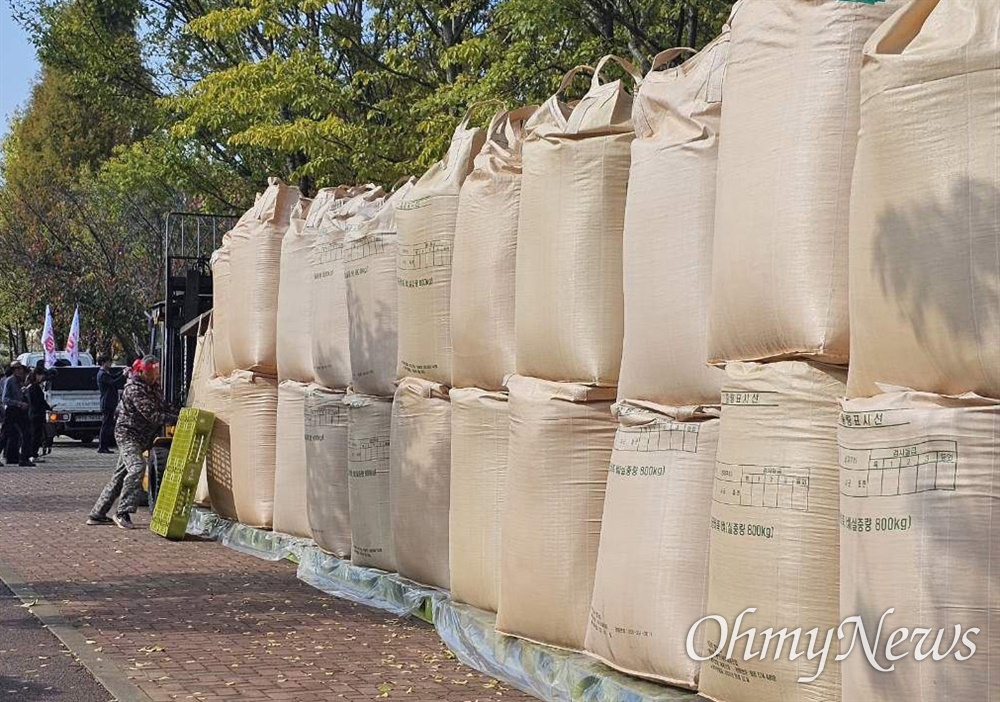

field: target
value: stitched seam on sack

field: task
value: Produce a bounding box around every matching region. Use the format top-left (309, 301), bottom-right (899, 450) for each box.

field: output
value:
top-left (967, 53), bottom-right (989, 387)
top-left (861, 65), bottom-right (1000, 106)
top-left (820, 12), bottom-right (859, 356)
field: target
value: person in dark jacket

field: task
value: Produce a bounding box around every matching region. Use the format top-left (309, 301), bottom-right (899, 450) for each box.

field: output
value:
top-left (1, 362), bottom-right (33, 466)
top-left (88, 356), bottom-right (177, 529)
top-left (0, 364), bottom-right (9, 457)
top-left (96, 357), bottom-right (126, 454)
top-left (25, 370), bottom-right (53, 462)
top-left (34, 360), bottom-right (55, 457)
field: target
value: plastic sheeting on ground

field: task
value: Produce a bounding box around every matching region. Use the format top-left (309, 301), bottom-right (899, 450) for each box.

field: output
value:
top-left (187, 506), bottom-right (311, 562)
top-left (298, 548), bottom-right (441, 621)
top-left (186, 507), bottom-right (696, 702)
top-left (436, 602), bottom-right (695, 702)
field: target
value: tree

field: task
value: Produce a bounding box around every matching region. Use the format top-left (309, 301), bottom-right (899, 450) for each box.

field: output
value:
top-left (2, 0), bottom-right (733, 360)
top-left (0, 59), bottom-right (160, 355)
top-left (13, 0), bottom-right (732, 199)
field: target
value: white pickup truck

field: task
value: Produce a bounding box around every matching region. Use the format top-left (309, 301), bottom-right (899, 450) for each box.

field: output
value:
top-left (15, 351), bottom-right (119, 444)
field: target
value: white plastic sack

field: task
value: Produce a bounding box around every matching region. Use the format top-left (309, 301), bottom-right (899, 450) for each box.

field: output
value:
top-left (618, 35), bottom-right (730, 406)
top-left (275, 199), bottom-right (315, 382)
top-left (586, 402), bottom-right (718, 688)
top-left (515, 58), bottom-right (639, 385)
top-left (496, 375), bottom-right (616, 651)
top-left (699, 361), bottom-right (845, 702)
top-left (450, 107), bottom-right (535, 390)
top-left (449, 387), bottom-right (509, 612)
top-left (229, 370), bottom-right (279, 528)
top-left (203, 375), bottom-right (237, 521)
top-left (273, 380), bottom-right (310, 538)
top-left (343, 182), bottom-right (413, 396)
top-left (847, 0), bottom-right (1000, 398)
top-left (188, 329), bottom-right (215, 507)
top-left (347, 393), bottom-right (395, 571)
top-left (396, 115), bottom-right (485, 385)
top-left (305, 385), bottom-right (350, 558)
top-left (389, 378), bottom-right (451, 589)
top-left (839, 388), bottom-right (999, 702)
top-left (210, 238), bottom-right (235, 377)
top-left (310, 186), bottom-right (385, 389)
top-left (229, 178), bottom-right (300, 374)
top-left (707, 0), bottom-right (899, 365)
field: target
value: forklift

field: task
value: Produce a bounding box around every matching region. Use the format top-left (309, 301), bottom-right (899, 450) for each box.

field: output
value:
top-left (143, 212), bottom-right (236, 507)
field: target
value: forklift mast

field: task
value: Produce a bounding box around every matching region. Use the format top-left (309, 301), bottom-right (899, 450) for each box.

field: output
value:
top-left (153, 212), bottom-right (237, 407)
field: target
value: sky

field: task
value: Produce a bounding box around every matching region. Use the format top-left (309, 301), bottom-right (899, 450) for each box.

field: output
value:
top-left (0, 2), bottom-right (40, 139)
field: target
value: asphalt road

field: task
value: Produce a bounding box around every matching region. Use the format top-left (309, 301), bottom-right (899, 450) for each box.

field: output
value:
top-left (0, 569), bottom-right (112, 701)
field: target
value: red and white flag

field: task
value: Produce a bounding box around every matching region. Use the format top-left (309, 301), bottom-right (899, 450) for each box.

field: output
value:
top-left (66, 307), bottom-right (80, 365)
top-left (41, 306), bottom-right (57, 368)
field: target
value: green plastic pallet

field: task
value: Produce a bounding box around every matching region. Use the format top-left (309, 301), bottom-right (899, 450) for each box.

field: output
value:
top-left (165, 409), bottom-right (216, 484)
top-left (151, 408), bottom-right (215, 539)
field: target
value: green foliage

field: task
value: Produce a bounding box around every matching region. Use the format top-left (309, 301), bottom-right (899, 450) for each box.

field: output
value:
top-left (0, 15), bottom-right (157, 354)
top-left (1, 0), bottom-right (733, 356)
top-left (13, 0), bottom-right (154, 128)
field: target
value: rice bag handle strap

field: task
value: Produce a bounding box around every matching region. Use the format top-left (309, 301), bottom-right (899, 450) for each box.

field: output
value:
top-left (459, 99), bottom-right (506, 129)
top-left (506, 104), bottom-right (538, 125)
top-left (651, 47), bottom-right (698, 70)
top-left (487, 108), bottom-right (510, 140)
top-left (487, 105), bottom-right (538, 156)
top-left (556, 65), bottom-right (595, 96)
top-left (486, 104), bottom-right (538, 139)
top-left (505, 104), bottom-right (538, 140)
top-left (591, 54), bottom-right (642, 89)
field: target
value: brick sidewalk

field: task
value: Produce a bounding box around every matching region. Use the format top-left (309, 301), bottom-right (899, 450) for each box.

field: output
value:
top-left (0, 444), bottom-right (535, 702)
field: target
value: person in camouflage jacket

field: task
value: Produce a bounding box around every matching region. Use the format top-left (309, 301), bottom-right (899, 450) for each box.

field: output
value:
top-left (88, 356), bottom-right (177, 529)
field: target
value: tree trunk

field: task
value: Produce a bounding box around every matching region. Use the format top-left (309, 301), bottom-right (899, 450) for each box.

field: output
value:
top-left (686, 6), bottom-right (699, 48)
top-left (674, 6), bottom-right (686, 48)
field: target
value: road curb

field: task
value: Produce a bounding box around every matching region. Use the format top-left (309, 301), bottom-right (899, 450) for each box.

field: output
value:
top-left (0, 561), bottom-right (154, 702)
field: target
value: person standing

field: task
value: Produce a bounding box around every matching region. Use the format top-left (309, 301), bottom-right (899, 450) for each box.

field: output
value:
top-left (87, 356), bottom-right (176, 529)
top-left (1, 362), bottom-right (34, 467)
top-left (34, 358), bottom-right (56, 455)
top-left (96, 357), bottom-right (126, 454)
top-left (0, 364), bottom-right (10, 457)
top-left (25, 370), bottom-right (53, 462)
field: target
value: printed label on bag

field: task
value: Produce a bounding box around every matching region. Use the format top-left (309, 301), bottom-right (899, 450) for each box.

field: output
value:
top-left (839, 440), bottom-right (957, 497)
top-left (397, 277), bottom-right (433, 288)
top-left (839, 512), bottom-right (913, 533)
top-left (305, 401), bottom-right (347, 428)
top-left (348, 434), bottom-right (390, 462)
top-left (352, 544), bottom-right (385, 557)
top-left (400, 361), bottom-right (438, 375)
top-left (614, 421), bottom-right (700, 453)
top-left (838, 410), bottom-right (910, 429)
top-left (721, 390), bottom-right (780, 407)
top-left (705, 644), bottom-right (779, 685)
top-left (714, 462), bottom-right (810, 511)
top-left (397, 240), bottom-right (452, 270)
top-left (608, 462), bottom-right (666, 477)
top-left (343, 235), bottom-right (387, 262)
top-left (310, 240), bottom-right (343, 265)
top-left (710, 516), bottom-right (775, 540)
